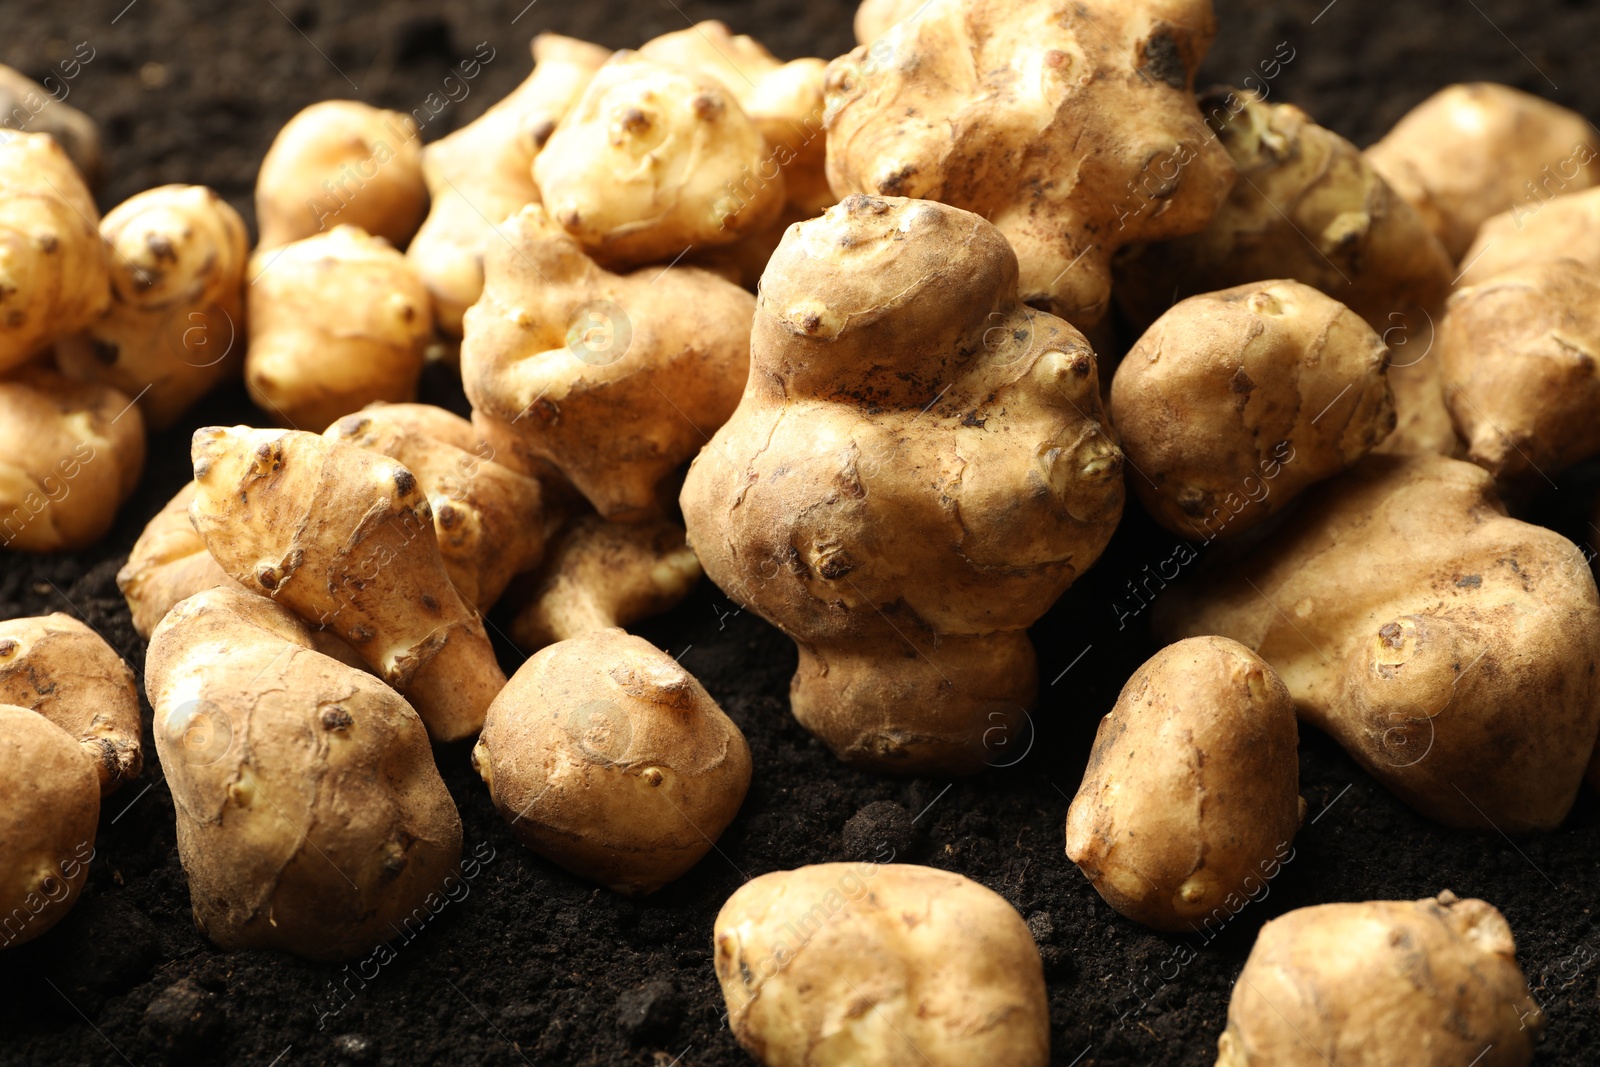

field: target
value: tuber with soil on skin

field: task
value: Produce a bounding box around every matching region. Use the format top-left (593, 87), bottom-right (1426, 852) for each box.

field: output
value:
top-left (1109, 280), bottom-right (1395, 541)
top-left (640, 21), bottom-right (833, 215)
top-left (245, 225), bottom-right (434, 430)
top-left (1156, 452), bottom-right (1600, 833)
top-left (0, 131), bottom-right (110, 375)
top-left (472, 628), bottom-right (750, 896)
top-left (533, 50), bottom-right (787, 269)
top-left (1066, 636), bottom-right (1304, 933)
top-left (1216, 892), bottom-right (1539, 1066)
top-left (254, 100), bottom-right (427, 251)
top-left (0, 365), bottom-right (145, 554)
top-left (0, 614), bottom-right (141, 795)
top-left (0, 64), bottom-right (103, 189)
top-left (713, 863), bottom-right (1050, 1066)
top-left (1456, 185), bottom-right (1600, 287)
top-left (1438, 258), bottom-right (1600, 492)
top-left (681, 195), bottom-right (1124, 775)
top-left (54, 184), bottom-right (248, 429)
top-left (407, 34), bottom-right (611, 336)
top-left (0, 704), bottom-right (99, 951)
top-left (1365, 82), bottom-right (1600, 262)
top-left (324, 403), bottom-right (550, 611)
top-left (824, 0), bottom-right (1237, 329)
top-left (146, 586), bottom-right (462, 962)
top-left (460, 203), bottom-right (754, 522)
top-left (189, 425), bottom-right (507, 742)
top-left (507, 514), bottom-right (701, 653)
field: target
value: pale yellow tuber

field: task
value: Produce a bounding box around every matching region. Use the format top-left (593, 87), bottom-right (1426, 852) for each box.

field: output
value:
top-left (1066, 636), bottom-right (1302, 932)
top-left (407, 34), bottom-right (610, 335)
top-left (254, 100), bottom-right (426, 250)
top-left (0, 365), bottom-right (145, 553)
top-left (472, 628), bottom-right (750, 895)
top-left (147, 586), bottom-right (462, 961)
top-left (246, 225), bottom-right (433, 429)
top-left (681, 196), bottom-right (1124, 775)
top-left (1109, 280), bottom-right (1394, 540)
top-left (460, 204), bottom-right (753, 521)
top-left (0, 704), bottom-right (98, 951)
top-left (1456, 185), bottom-right (1600, 287)
top-left (0, 63), bottom-right (102, 188)
top-left (54, 184), bottom-right (248, 428)
top-left (714, 863), bottom-right (1049, 1066)
top-left (824, 0), bottom-right (1237, 327)
top-left (508, 514), bottom-right (700, 652)
top-left (533, 51), bottom-right (786, 268)
top-left (0, 613), bottom-right (141, 795)
top-left (1216, 892), bottom-right (1538, 1067)
top-left (190, 426), bottom-right (507, 742)
top-left (118, 481), bottom-right (241, 639)
top-left (0, 131), bottom-right (110, 374)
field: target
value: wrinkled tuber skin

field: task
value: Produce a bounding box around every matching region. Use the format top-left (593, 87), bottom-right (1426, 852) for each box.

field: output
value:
top-left (508, 514), bottom-right (701, 652)
top-left (407, 34), bottom-right (610, 335)
top-left (254, 101), bottom-right (426, 250)
top-left (1366, 83), bottom-right (1600, 263)
top-left (461, 204), bottom-right (754, 522)
top-left (1116, 91), bottom-right (1455, 334)
top-left (1110, 280), bottom-right (1395, 540)
top-left (1156, 453), bottom-right (1600, 833)
top-left (246, 226), bottom-right (433, 430)
top-left (714, 863), bottom-right (1050, 1067)
top-left (824, 0), bottom-right (1236, 328)
top-left (0, 131), bottom-right (110, 374)
top-left (119, 482), bottom-right (242, 638)
top-left (1439, 259), bottom-right (1600, 490)
top-left (55, 185), bottom-right (248, 429)
top-left (1217, 892), bottom-right (1539, 1067)
top-left (1457, 186), bottom-right (1600, 287)
top-left (325, 403), bottom-right (549, 611)
top-left (0, 65), bottom-right (102, 188)
top-left (0, 704), bottom-right (98, 951)
top-left (190, 427), bottom-right (507, 742)
top-left (0, 365), bottom-right (145, 554)
top-left (0, 614), bottom-right (141, 795)
top-left (472, 629), bottom-right (751, 895)
top-left (534, 51), bottom-right (786, 269)
top-left (641, 22), bottom-right (833, 215)
top-left (146, 587), bottom-right (462, 962)
top-left (1066, 637), bottom-right (1303, 933)
top-left (681, 196), bottom-right (1125, 775)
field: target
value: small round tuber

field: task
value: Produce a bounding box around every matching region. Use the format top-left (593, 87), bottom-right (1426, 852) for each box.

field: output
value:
top-left (472, 628), bottom-right (751, 896)
top-left (254, 100), bottom-right (426, 250)
top-left (245, 225), bottom-right (433, 429)
top-left (1066, 636), bottom-right (1303, 932)
top-left (1216, 892), bottom-right (1538, 1066)
top-left (713, 863), bottom-right (1050, 1066)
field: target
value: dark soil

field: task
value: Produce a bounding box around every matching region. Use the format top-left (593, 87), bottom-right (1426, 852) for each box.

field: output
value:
top-left (5, 1), bottom-right (1600, 1065)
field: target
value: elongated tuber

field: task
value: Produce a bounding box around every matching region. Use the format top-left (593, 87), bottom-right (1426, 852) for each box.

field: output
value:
top-left (682, 195), bottom-right (1124, 774)
top-left (0, 614), bottom-right (141, 795)
top-left (473, 628), bottom-right (750, 895)
top-left (1066, 636), bottom-right (1302, 932)
top-left (461, 204), bottom-right (753, 521)
top-left (255, 101), bottom-right (426, 250)
top-left (147, 586), bottom-right (462, 961)
top-left (407, 34), bottom-right (610, 334)
top-left (190, 426), bottom-right (507, 741)
top-left (714, 863), bottom-right (1049, 1066)
top-left (0, 131), bottom-right (110, 374)
top-left (246, 225), bottom-right (433, 429)
top-left (55, 184), bottom-right (248, 428)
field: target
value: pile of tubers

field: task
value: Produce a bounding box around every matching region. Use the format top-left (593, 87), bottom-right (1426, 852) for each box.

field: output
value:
top-left (7, 2), bottom-right (1600, 1063)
